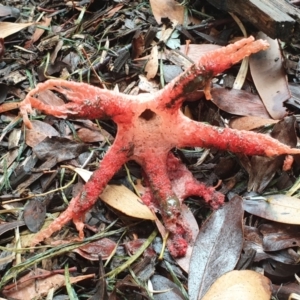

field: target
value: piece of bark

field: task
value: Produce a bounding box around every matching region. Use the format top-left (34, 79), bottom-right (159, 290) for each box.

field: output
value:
top-left (206, 0), bottom-right (300, 42)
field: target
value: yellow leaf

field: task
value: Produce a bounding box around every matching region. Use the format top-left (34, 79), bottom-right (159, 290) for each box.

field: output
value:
top-left (100, 184), bottom-right (156, 221)
top-left (202, 270), bottom-right (271, 300)
top-left (0, 22), bottom-right (35, 38)
top-left (71, 167), bottom-right (156, 220)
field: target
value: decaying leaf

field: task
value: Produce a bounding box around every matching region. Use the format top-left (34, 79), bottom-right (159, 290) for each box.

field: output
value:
top-left (32, 136), bottom-right (89, 162)
top-left (2, 268), bottom-right (94, 299)
top-left (145, 45), bottom-right (158, 80)
top-left (202, 270), bottom-right (272, 300)
top-left (229, 116), bottom-right (278, 131)
top-left (263, 259), bottom-right (300, 284)
top-left (74, 238), bottom-right (117, 260)
top-left (210, 88), bottom-right (271, 118)
top-left (132, 30), bottom-right (145, 59)
top-left (25, 16), bottom-right (51, 48)
top-left (273, 282), bottom-right (300, 299)
top-left (189, 196), bottom-right (244, 300)
top-left (31, 89), bottom-right (65, 106)
top-left (239, 116), bottom-right (297, 193)
top-left (75, 127), bottom-right (108, 143)
top-left (149, 0), bottom-right (185, 24)
top-left (243, 225), bottom-right (300, 264)
top-left (250, 32), bottom-right (289, 119)
top-left (260, 222), bottom-right (300, 251)
top-left (23, 199), bottom-right (46, 233)
top-left (243, 194), bottom-right (300, 224)
top-left (25, 120), bottom-right (60, 148)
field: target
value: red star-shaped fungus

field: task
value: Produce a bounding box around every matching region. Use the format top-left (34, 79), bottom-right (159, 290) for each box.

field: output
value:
top-left (17, 37), bottom-right (300, 257)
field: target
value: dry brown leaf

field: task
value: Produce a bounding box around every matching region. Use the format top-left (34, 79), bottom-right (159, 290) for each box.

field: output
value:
top-left (3, 268), bottom-right (94, 299)
top-left (76, 127), bottom-right (107, 143)
top-left (36, 89), bottom-right (66, 106)
top-left (74, 238), bottom-right (117, 260)
top-left (145, 45), bottom-right (158, 80)
top-left (0, 21), bottom-right (34, 38)
top-left (229, 116), bottom-right (278, 131)
top-left (30, 16), bottom-right (51, 44)
top-left (25, 119), bottom-right (59, 148)
top-left (250, 32), bottom-right (289, 120)
top-left (202, 270), bottom-right (272, 300)
top-left (210, 88), bottom-right (271, 119)
top-left (104, 3), bottom-right (124, 19)
top-left (132, 30), bottom-right (145, 59)
top-left (243, 194), bottom-right (300, 224)
top-left (149, 0), bottom-right (185, 24)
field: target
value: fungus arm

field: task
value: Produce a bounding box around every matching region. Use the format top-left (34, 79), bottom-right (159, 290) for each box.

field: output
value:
top-left (178, 120), bottom-right (300, 157)
top-left (157, 36), bottom-right (269, 111)
top-left (141, 154), bottom-right (190, 257)
top-left (19, 79), bottom-right (132, 128)
top-left (31, 141), bottom-right (131, 246)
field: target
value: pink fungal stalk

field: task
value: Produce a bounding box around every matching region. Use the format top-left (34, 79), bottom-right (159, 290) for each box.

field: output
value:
top-left (17, 37), bottom-right (300, 257)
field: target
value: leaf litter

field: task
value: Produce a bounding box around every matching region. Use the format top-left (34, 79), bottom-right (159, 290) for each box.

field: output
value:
top-left (0, 0), bottom-right (300, 299)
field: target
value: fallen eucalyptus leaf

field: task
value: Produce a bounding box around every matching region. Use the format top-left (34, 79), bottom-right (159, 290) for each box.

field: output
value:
top-left (0, 21), bottom-right (35, 38)
top-left (211, 88), bottom-right (270, 119)
top-left (202, 270), bottom-right (271, 300)
top-left (229, 116), bottom-right (278, 131)
top-left (100, 184), bottom-right (156, 221)
top-left (250, 32), bottom-right (289, 119)
top-left (243, 194), bottom-right (300, 224)
top-left (189, 196), bottom-right (244, 300)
